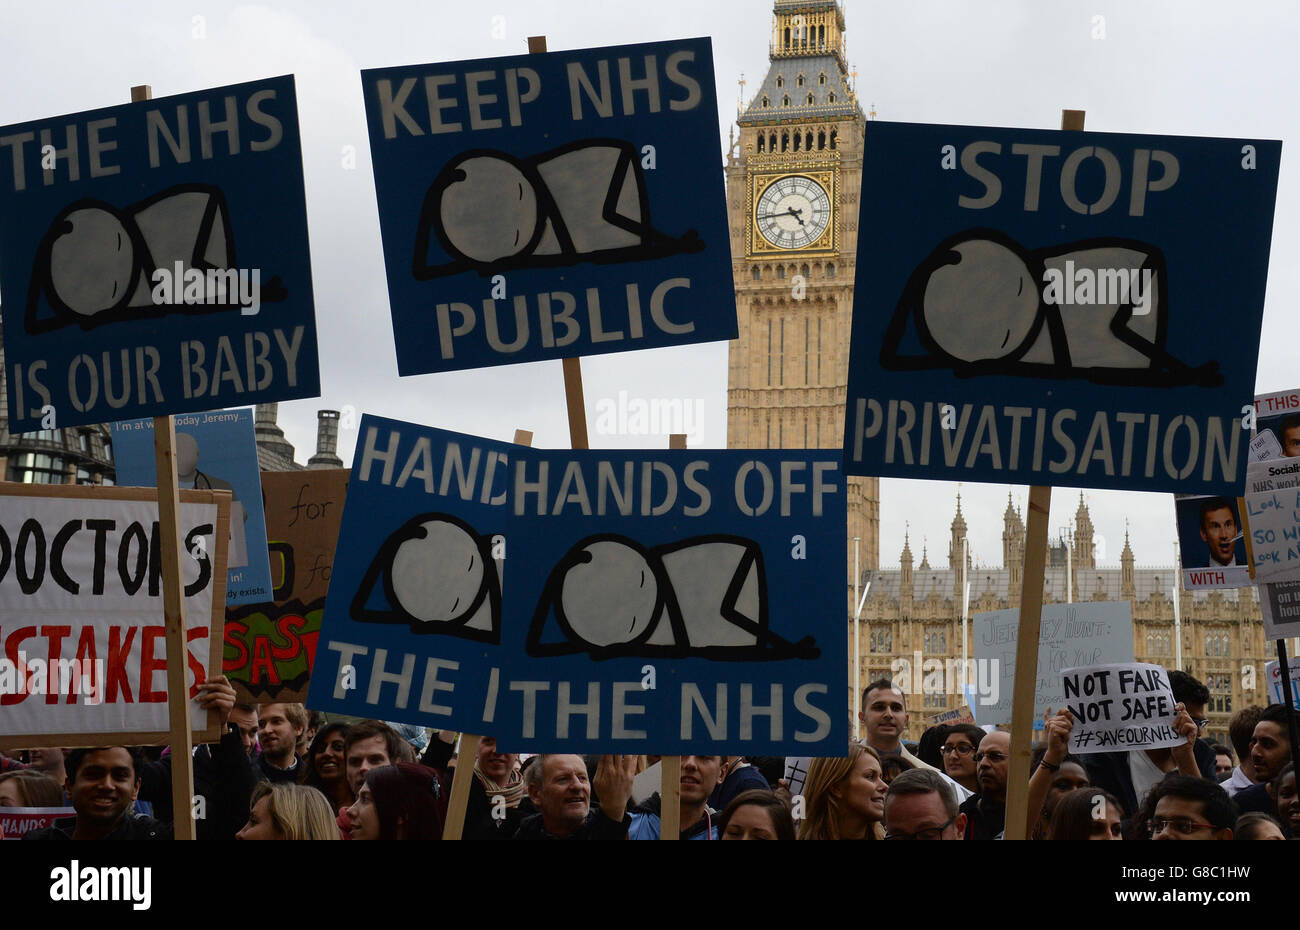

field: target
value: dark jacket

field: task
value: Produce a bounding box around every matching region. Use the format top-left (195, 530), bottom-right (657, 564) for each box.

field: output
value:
top-left (23, 814), bottom-right (170, 841)
top-left (1230, 782), bottom-right (1273, 817)
top-left (630, 791), bottom-right (716, 840)
top-left (254, 752), bottom-right (304, 784)
top-left (138, 723), bottom-right (258, 840)
top-left (513, 809), bottom-right (630, 840)
top-left (708, 763), bottom-right (771, 812)
top-left (1082, 739), bottom-right (1218, 818)
top-left (959, 793), bottom-right (1005, 841)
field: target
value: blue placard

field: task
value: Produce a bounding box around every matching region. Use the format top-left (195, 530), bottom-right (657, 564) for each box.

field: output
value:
top-left (500, 447), bottom-right (847, 754)
top-left (844, 121), bottom-right (1281, 495)
top-left (0, 75), bottom-right (320, 432)
top-left (362, 38), bottom-right (737, 375)
top-left (305, 416), bottom-right (513, 735)
top-left (110, 408), bottom-right (273, 606)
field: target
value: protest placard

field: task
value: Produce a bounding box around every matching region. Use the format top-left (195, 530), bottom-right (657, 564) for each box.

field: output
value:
top-left (305, 417), bottom-right (512, 735)
top-left (112, 407), bottom-right (272, 606)
top-left (1259, 581), bottom-right (1300, 640)
top-left (224, 469), bottom-right (348, 703)
top-left (1061, 662), bottom-right (1184, 754)
top-left (1175, 493), bottom-right (1251, 589)
top-left (974, 601), bottom-right (1134, 726)
top-left (1265, 659), bottom-right (1300, 710)
top-left (0, 75), bottom-right (320, 432)
top-left (843, 122), bottom-right (1280, 495)
top-left (501, 447), bottom-right (846, 754)
top-left (362, 38), bottom-right (736, 375)
top-left (1243, 462), bottom-right (1300, 585)
top-left (926, 704), bottom-right (976, 728)
top-left (1, 807), bottom-right (75, 840)
top-left (0, 484), bottom-right (228, 749)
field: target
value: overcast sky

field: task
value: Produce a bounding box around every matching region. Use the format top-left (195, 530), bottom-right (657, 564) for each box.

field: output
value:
top-left (1, 0), bottom-right (1295, 574)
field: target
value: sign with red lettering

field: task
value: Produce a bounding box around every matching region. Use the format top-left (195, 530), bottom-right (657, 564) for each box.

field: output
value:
top-left (0, 806), bottom-right (75, 840)
top-left (0, 484), bottom-right (229, 749)
top-left (224, 469), bottom-right (347, 703)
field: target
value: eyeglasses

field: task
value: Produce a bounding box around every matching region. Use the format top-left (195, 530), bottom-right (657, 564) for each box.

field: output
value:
top-left (884, 815), bottom-right (957, 841)
top-left (939, 744), bottom-right (974, 756)
top-left (1148, 817), bottom-right (1216, 837)
top-left (974, 751), bottom-right (1007, 764)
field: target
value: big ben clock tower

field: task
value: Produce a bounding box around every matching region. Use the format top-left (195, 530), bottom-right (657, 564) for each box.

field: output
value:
top-left (726, 0), bottom-right (880, 592)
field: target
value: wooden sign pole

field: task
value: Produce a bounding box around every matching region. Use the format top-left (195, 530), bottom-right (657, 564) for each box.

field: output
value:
top-left (441, 428), bottom-right (534, 840)
top-left (1003, 109), bottom-right (1083, 842)
top-left (657, 433), bottom-right (690, 839)
top-left (130, 84), bottom-right (198, 842)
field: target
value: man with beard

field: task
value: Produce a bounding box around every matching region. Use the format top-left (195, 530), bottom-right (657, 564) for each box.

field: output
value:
top-left (22, 747), bottom-right (169, 840)
top-left (255, 703), bottom-right (307, 783)
top-left (1232, 705), bottom-right (1294, 815)
top-left (515, 754), bottom-right (635, 840)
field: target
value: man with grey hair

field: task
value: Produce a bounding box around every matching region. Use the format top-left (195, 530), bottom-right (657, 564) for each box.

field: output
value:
top-left (515, 754), bottom-right (637, 840)
top-left (883, 768), bottom-right (966, 841)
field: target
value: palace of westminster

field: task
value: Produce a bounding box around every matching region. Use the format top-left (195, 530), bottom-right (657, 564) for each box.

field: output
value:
top-left (0, 1), bottom-right (1275, 748)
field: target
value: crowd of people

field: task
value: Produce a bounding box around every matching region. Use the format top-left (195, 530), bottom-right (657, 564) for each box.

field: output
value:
top-left (1, 668), bottom-right (1295, 840)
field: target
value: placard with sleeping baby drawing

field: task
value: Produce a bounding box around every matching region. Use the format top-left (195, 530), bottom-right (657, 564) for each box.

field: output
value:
top-left (0, 75), bottom-right (321, 433)
top-left (361, 38), bottom-right (736, 376)
top-left (304, 416), bottom-right (514, 737)
top-left (499, 448), bottom-right (847, 755)
top-left (843, 121), bottom-right (1280, 495)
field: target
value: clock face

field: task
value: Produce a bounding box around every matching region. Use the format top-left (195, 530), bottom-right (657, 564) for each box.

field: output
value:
top-left (756, 175), bottom-right (831, 249)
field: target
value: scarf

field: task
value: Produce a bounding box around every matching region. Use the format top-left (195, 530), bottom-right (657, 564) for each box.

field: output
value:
top-left (473, 762), bottom-right (526, 808)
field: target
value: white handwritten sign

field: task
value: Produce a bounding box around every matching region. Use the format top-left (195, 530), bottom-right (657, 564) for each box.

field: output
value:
top-left (1062, 662), bottom-right (1183, 754)
top-left (973, 601), bottom-right (1133, 726)
top-left (1245, 460), bottom-right (1300, 584)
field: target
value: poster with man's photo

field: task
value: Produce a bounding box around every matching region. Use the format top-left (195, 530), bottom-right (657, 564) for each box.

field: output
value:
top-left (1175, 493), bottom-right (1252, 589)
top-left (1251, 389), bottom-right (1300, 463)
top-left (111, 408), bottom-right (273, 606)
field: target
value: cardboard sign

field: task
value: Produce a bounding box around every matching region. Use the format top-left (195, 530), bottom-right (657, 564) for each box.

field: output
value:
top-left (1, 806), bottom-right (75, 840)
top-left (1259, 581), bottom-right (1300, 640)
top-left (0, 75), bottom-right (321, 432)
top-left (362, 38), bottom-right (737, 375)
top-left (0, 484), bottom-right (228, 749)
top-left (1265, 659), bottom-right (1300, 710)
top-left (843, 122), bottom-right (1280, 494)
top-left (1062, 662), bottom-right (1184, 754)
top-left (1243, 463), bottom-right (1300, 585)
top-left (224, 469), bottom-right (348, 703)
top-left (1175, 493), bottom-right (1251, 589)
top-left (974, 601), bottom-right (1134, 726)
top-left (306, 417), bottom-right (513, 736)
top-left (502, 447), bottom-right (847, 754)
top-left (307, 416), bottom-right (846, 754)
top-left (926, 704), bottom-right (976, 728)
top-left (111, 408), bottom-right (273, 606)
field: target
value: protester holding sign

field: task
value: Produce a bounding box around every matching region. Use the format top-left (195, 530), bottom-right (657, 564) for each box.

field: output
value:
top-left (22, 747), bottom-right (169, 841)
top-left (515, 754), bottom-right (635, 840)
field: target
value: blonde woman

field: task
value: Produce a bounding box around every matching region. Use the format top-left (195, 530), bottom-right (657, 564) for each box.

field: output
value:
top-left (236, 782), bottom-right (339, 841)
top-left (797, 743), bottom-right (886, 840)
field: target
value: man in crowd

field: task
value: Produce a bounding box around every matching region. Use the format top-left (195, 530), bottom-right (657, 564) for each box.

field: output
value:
top-left (22, 747), bottom-right (169, 841)
top-left (1223, 705), bottom-right (1265, 797)
top-left (1147, 774), bottom-right (1237, 841)
top-left (959, 730), bottom-right (1008, 840)
top-left (1233, 705), bottom-right (1293, 815)
top-left (884, 768), bottom-right (966, 840)
top-left (1211, 744), bottom-right (1235, 781)
top-left (136, 675), bottom-right (258, 841)
top-left (335, 720), bottom-right (408, 839)
top-left (254, 702), bottom-right (307, 783)
top-left (231, 702), bottom-right (259, 758)
top-left (27, 748), bottom-right (67, 789)
top-left (859, 679), bottom-right (973, 802)
top-left (515, 754), bottom-right (635, 840)
top-left (1082, 671), bottom-right (1210, 817)
top-left (630, 755), bottom-right (722, 840)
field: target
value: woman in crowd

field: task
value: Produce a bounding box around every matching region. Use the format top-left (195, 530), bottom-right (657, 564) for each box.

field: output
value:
top-left (1270, 762), bottom-right (1296, 838)
top-left (880, 754), bottom-right (913, 786)
top-left (718, 789), bottom-right (796, 841)
top-left (1234, 812), bottom-right (1286, 840)
top-left (798, 743), bottom-right (886, 840)
top-left (939, 724), bottom-right (984, 794)
top-left (0, 769), bottom-right (64, 808)
top-left (1028, 744), bottom-right (1090, 840)
top-left (303, 722), bottom-right (352, 813)
top-left (347, 762), bottom-right (442, 841)
top-left (236, 782), bottom-right (339, 841)
top-left (1047, 787), bottom-right (1124, 840)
